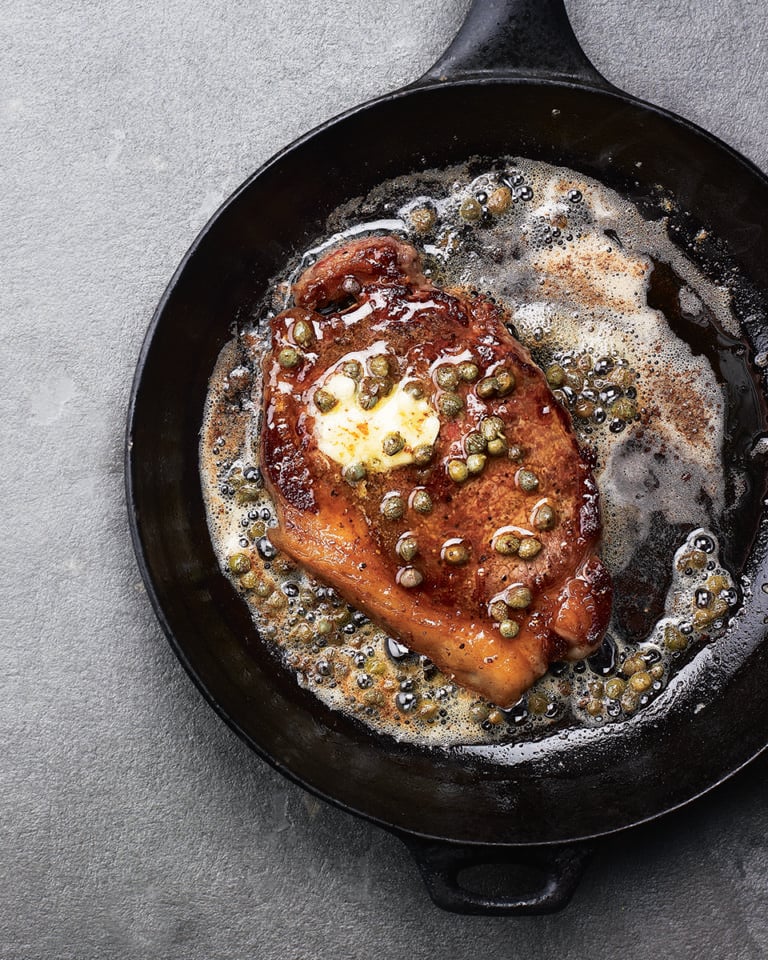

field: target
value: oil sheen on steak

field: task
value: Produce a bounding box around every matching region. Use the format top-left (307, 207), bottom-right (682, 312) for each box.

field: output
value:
top-left (261, 237), bottom-right (612, 707)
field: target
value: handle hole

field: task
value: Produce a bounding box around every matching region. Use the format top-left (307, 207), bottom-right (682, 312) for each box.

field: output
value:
top-left (456, 861), bottom-right (549, 900)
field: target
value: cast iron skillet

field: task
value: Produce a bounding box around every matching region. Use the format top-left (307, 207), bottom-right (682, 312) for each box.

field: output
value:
top-left (127, 0), bottom-right (768, 914)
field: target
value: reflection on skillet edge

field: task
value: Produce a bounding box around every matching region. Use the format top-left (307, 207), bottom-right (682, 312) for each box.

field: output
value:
top-left (200, 158), bottom-right (749, 747)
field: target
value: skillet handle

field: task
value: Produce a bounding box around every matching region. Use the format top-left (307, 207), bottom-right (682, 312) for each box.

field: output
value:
top-left (401, 836), bottom-right (592, 915)
top-left (419, 0), bottom-right (613, 89)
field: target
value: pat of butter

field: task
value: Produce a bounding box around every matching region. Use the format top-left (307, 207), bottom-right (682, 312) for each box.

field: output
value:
top-left (314, 374), bottom-right (440, 471)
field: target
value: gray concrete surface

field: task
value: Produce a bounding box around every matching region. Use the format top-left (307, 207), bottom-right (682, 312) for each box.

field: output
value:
top-left (2, 1), bottom-right (768, 957)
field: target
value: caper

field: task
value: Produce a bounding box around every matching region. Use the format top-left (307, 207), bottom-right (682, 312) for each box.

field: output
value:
top-left (439, 391), bottom-right (464, 418)
top-left (447, 459), bottom-right (469, 483)
top-left (404, 380), bottom-right (426, 399)
top-left (314, 388), bottom-right (338, 413)
top-left (412, 489), bottom-right (433, 514)
top-left (382, 432), bottom-right (406, 456)
top-left (586, 699), bottom-right (603, 717)
top-left (664, 625), bottom-right (688, 651)
top-left (465, 432), bottom-right (487, 455)
top-left (358, 378), bottom-right (380, 410)
top-left (376, 377), bottom-right (394, 399)
top-left (574, 397), bottom-right (596, 419)
top-left (497, 618), bottom-right (519, 641)
top-left (459, 196), bottom-right (482, 221)
top-left (228, 553), bottom-right (251, 575)
top-left (707, 574), bottom-right (729, 594)
top-left (343, 462), bottom-right (366, 484)
top-left (507, 586), bottom-right (532, 609)
top-left (622, 655), bottom-right (645, 675)
top-left (240, 571), bottom-right (259, 589)
top-left (629, 671), bottom-right (652, 693)
top-left (487, 185), bottom-right (512, 215)
top-left (605, 677), bottom-right (626, 700)
top-left (612, 366), bottom-right (635, 389)
top-left (477, 376), bottom-right (499, 399)
top-left (342, 359), bottom-right (362, 380)
top-left (381, 494), bottom-right (405, 520)
top-left (489, 600), bottom-right (509, 622)
top-left (458, 360), bottom-right (480, 382)
top-left (495, 368), bottom-right (516, 396)
top-left (292, 318), bottom-right (314, 346)
top-left (316, 618), bottom-right (333, 636)
top-left (481, 416), bottom-right (505, 441)
top-left (254, 579), bottom-right (274, 599)
top-left (533, 503), bottom-right (557, 531)
top-left (419, 701), bottom-right (439, 720)
top-left (413, 444), bottom-right (434, 466)
top-left (528, 692), bottom-right (548, 714)
top-left (518, 538), bottom-right (542, 560)
top-left (294, 623), bottom-right (313, 642)
top-left (588, 679), bottom-right (605, 697)
top-left (235, 482), bottom-right (262, 504)
top-left (369, 354), bottom-right (391, 377)
top-left (443, 541), bottom-right (469, 565)
top-left (397, 536), bottom-right (419, 562)
top-left (517, 469), bottom-right (539, 492)
top-left (564, 369), bottom-right (583, 391)
top-left (399, 567), bottom-right (423, 589)
top-left (493, 532), bottom-right (520, 555)
top-left (435, 364), bottom-right (459, 389)
top-left (466, 453), bottom-right (487, 474)
top-left (487, 436), bottom-right (508, 457)
top-left (507, 444), bottom-right (525, 462)
top-left (610, 397), bottom-right (637, 420)
top-left (650, 663), bottom-right (665, 680)
top-left (410, 205), bottom-right (436, 233)
top-left (471, 703), bottom-right (490, 722)
top-left (620, 690), bottom-right (639, 713)
top-left (277, 346), bottom-right (300, 369)
top-left (487, 708), bottom-right (505, 725)
top-left (546, 364), bottom-right (566, 387)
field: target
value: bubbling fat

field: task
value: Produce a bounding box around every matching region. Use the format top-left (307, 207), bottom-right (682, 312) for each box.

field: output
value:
top-left (200, 158), bottom-right (743, 747)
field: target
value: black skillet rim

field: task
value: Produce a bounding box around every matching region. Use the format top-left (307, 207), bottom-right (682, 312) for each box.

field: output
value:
top-left (126, 74), bottom-right (768, 848)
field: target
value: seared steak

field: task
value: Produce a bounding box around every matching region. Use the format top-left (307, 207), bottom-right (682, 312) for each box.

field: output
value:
top-left (260, 236), bottom-right (612, 707)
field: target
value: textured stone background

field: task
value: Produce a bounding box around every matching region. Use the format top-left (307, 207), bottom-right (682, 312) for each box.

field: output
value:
top-left (3, 1), bottom-right (768, 957)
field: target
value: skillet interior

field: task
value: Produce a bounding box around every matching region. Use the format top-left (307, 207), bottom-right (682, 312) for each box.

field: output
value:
top-left (128, 79), bottom-right (768, 846)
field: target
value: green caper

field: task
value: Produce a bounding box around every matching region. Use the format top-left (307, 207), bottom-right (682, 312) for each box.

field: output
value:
top-left (447, 459), bottom-right (469, 483)
top-left (533, 503), bottom-right (557, 531)
top-left (239, 570), bottom-right (259, 589)
top-left (622, 655), bottom-right (645, 676)
top-left (292, 318), bottom-right (314, 346)
top-left (545, 364), bottom-right (566, 387)
top-left (605, 677), bottom-right (626, 700)
top-left (528, 692), bottom-right (548, 714)
top-left (574, 397), bottom-right (596, 419)
top-left (376, 377), bottom-right (394, 399)
top-left (369, 354), bottom-right (391, 377)
top-left (343, 462), bottom-right (366, 484)
top-left (248, 520), bottom-right (266, 540)
top-left (610, 397), bottom-right (637, 420)
top-left (410, 205), bottom-right (436, 233)
top-left (493, 532), bottom-right (520, 555)
top-left (458, 361), bottom-right (480, 382)
top-left (650, 663), bottom-right (665, 681)
top-left (466, 453), bottom-right (487, 474)
top-left (564, 369), bottom-right (583, 391)
top-left (316, 618), bottom-right (333, 636)
top-left (487, 437), bottom-right (508, 457)
top-left (620, 690), bottom-right (639, 713)
top-left (495, 368), bottom-right (516, 396)
top-left (471, 703), bottom-right (490, 722)
top-left (381, 494), bottom-right (405, 520)
top-left (459, 196), bottom-right (482, 221)
top-left (235, 482), bottom-right (262, 504)
top-left (278, 346), bottom-right (300, 369)
top-left (443, 541), bottom-right (469, 565)
top-left (439, 392), bottom-right (464, 418)
top-left (412, 489), bottom-right (433, 514)
top-left (586, 699), bottom-right (603, 717)
top-left (404, 380), bottom-right (425, 399)
top-left (487, 708), bottom-right (505, 725)
top-left (228, 553), bottom-right (251, 575)
top-left (481, 416), bottom-right (505, 441)
top-left (499, 619), bottom-right (520, 639)
top-left (506, 586), bottom-right (532, 609)
top-left (399, 566), bottom-right (423, 589)
top-left (358, 377), bottom-right (381, 410)
top-left (517, 469), bottom-right (539, 492)
top-left (487, 186), bottom-right (512, 216)
top-left (314, 388), bottom-right (338, 413)
top-left (477, 376), bottom-right (499, 399)
top-left (435, 364), bottom-right (459, 389)
top-left (419, 701), bottom-right (439, 720)
top-left (254, 579), bottom-right (274, 599)
top-left (489, 600), bottom-right (509, 622)
top-left (342, 359), bottom-right (362, 380)
top-left (382, 432), bottom-right (406, 456)
top-left (518, 538), bottom-right (542, 560)
top-left (413, 444), bottom-right (434, 466)
top-left (507, 444), bottom-right (525, 462)
top-left (397, 536), bottom-right (419, 562)
top-left (465, 432), bottom-right (487, 455)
